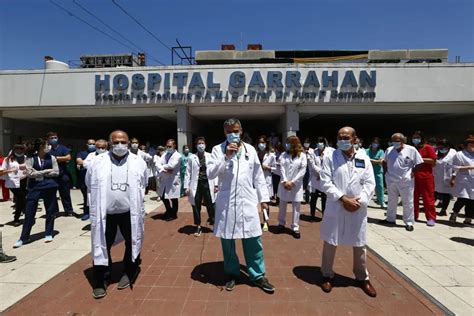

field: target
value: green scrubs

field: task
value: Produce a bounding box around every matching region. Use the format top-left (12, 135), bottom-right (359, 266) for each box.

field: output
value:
top-left (367, 148), bottom-right (385, 205)
top-left (220, 236), bottom-right (265, 282)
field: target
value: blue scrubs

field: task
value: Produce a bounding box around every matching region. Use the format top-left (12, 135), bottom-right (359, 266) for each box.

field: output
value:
top-left (49, 144), bottom-right (73, 214)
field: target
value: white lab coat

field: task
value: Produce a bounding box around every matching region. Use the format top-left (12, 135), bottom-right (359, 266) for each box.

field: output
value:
top-left (259, 151), bottom-right (277, 197)
top-left (320, 149), bottom-right (375, 247)
top-left (85, 152), bottom-right (148, 266)
top-left (184, 152), bottom-right (217, 205)
top-left (308, 147), bottom-right (335, 193)
top-left (156, 151), bottom-right (181, 199)
top-left (452, 150), bottom-right (474, 200)
top-left (434, 149), bottom-right (456, 194)
top-left (277, 152), bottom-right (307, 202)
top-left (83, 150), bottom-right (109, 169)
top-left (207, 142), bottom-right (270, 239)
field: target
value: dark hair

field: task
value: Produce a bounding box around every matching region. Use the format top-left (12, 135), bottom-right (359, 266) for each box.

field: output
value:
top-left (413, 131), bottom-right (425, 143)
top-left (316, 136), bottom-right (328, 146)
top-left (27, 138), bottom-right (47, 157)
top-left (8, 142), bottom-right (27, 161)
top-left (166, 139), bottom-right (176, 146)
top-left (182, 144), bottom-right (189, 150)
top-left (194, 136), bottom-right (206, 145)
top-left (372, 137), bottom-right (381, 143)
top-left (255, 135), bottom-right (271, 153)
top-left (46, 131), bottom-right (57, 138)
top-left (436, 138), bottom-right (452, 148)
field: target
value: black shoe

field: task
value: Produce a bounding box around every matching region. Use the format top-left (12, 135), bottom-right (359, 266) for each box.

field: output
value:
top-left (253, 277), bottom-right (275, 293)
top-left (165, 216), bottom-right (177, 222)
top-left (405, 224), bottom-right (414, 232)
top-left (438, 209), bottom-right (447, 216)
top-left (225, 279), bottom-right (236, 291)
top-left (0, 253), bottom-right (17, 263)
top-left (293, 230), bottom-right (301, 239)
top-left (12, 220), bottom-right (21, 227)
top-left (194, 226), bottom-right (202, 237)
top-left (379, 219), bottom-right (396, 225)
top-left (117, 274), bottom-right (131, 290)
top-left (276, 225), bottom-right (285, 234)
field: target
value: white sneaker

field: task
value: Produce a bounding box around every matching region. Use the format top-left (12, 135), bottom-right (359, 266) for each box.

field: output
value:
top-left (262, 222), bottom-right (269, 232)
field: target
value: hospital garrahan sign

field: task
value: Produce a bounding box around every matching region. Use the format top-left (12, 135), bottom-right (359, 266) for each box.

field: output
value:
top-left (94, 69), bottom-right (376, 104)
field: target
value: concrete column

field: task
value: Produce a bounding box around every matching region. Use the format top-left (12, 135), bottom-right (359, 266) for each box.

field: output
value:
top-left (0, 116), bottom-right (13, 155)
top-left (280, 104), bottom-right (299, 141)
top-left (176, 105), bottom-right (192, 152)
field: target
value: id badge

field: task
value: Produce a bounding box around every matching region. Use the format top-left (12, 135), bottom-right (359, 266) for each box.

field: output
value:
top-left (355, 159), bottom-right (365, 169)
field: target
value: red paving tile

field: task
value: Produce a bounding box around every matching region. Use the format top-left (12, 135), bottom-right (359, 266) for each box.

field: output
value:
top-left (4, 198), bottom-right (445, 315)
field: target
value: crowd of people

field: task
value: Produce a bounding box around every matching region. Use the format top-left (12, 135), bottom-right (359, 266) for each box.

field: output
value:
top-left (0, 119), bottom-right (472, 300)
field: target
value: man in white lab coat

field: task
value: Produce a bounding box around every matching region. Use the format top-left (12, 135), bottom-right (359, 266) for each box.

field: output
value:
top-left (156, 139), bottom-right (181, 221)
top-left (184, 136), bottom-right (216, 237)
top-left (380, 133), bottom-right (423, 231)
top-left (319, 127), bottom-right (377, 297)
top-left (86, 130), bottom-right (148, 299)
top-left (207, 118), bottom-right (275, 293)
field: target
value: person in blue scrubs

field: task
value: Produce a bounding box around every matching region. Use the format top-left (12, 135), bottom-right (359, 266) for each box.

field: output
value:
top-left (367, 137), bottom-right (386, 208)
top-left (76, 139), bottom-right (96, 221)
top-left (46, 131), bottom-right (75, 216)
top-left (14, 138), bottom-right (60, 247)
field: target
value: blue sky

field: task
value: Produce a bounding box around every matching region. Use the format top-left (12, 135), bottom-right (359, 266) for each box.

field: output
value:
top-left (1, 0), bottom-right (473, 69)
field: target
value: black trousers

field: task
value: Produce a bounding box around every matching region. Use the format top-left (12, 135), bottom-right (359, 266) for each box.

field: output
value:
top-left (93, 211), bottom-right (140, 284)
top-left (192, 179), bottom-right (215, 226)
top-left (11, 178), bottom-right (27, 221)
top-left (436, 192), bottom-right (452, 210)
top-left (452, 198), bottom-right (474, 219)
top-left (272, 174), bottom-right (280, 197)
top-left (57, 173), bottom-right (73, 213)
top-left (310, 190), bottom-right (327, 215)
top-left (162, 194), bottom-right (178, 218)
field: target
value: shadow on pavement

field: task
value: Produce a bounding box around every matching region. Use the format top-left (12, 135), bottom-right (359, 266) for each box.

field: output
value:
top-left (300, 214), bottom-right (322, 223)
top-left (26, 230), bottom-right (60, 243)
top-left (191, 261), bottom-right (251, 287)
top-left (450, 237), bottom-right (474, 246)
top-left (367, 217), bottom-right (406, 228)
top-left (293, 266), bottom-right (358, 289)
top-left (178, 225), bottom-right (212, 235)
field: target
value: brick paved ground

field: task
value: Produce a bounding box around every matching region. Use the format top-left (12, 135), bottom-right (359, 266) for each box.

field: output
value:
top-left (4, 199), bottom-right (444, 315)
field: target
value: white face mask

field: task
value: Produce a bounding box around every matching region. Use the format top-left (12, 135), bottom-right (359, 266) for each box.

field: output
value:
top-left (303, 142), bottom-right (310, 149)
top-left (197, 144), bottom-right (206, 152)
top-left (131, 143), bottom-right (139, 150)
top-left (258, 143), bottom-right (266, 151)
top-left (96, 148), bottom-right (107, 154)
top-left (166, 148), bottom-right (175, 154)
top-left (112, 143), bottom-right (128, 157)
top-left (317, 143), bottom-right (325, 150)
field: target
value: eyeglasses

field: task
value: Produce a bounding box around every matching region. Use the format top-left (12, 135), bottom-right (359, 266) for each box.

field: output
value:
top-left (110, 161), bottom-right (129, 192)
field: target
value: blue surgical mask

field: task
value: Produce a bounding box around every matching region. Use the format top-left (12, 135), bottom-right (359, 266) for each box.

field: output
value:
top-left (87, 144), bottom-right (96, 152)
top-left (226, 133), bottom-right (240, 144)
top-left (337, 140), bottom-right (352, 151)
top-left (48, 138), bottom-right (58, 145)
top-left (412, 138), bottom-right (421, 146)
top-left (258, 143), bottom-right (266, 151)
top-left (166, 148), bottom-right (175, 154)
top-left (285, 143), bottom-right (291, 151)
top-left (354, 144), bottom-right (360, 150)
top-left (317, 143), bottom-right (325, 151)
top-left (371, 143), bottom-right (379, 149)
top-left (392, 141), bottom-right (402, 149)
top-left (197, 144), bottom-right (206, 152)
top-left (438, 148), bottom-right (448, 154)
top-left (112, 144), bottom-right (128, 157)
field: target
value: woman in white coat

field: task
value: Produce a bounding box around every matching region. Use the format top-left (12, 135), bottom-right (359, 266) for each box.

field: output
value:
top-left (184, 136), bottom-right (217, 237)
top-left (277, 135), bottom-right (307, 239)
top-left (449, 135), bottom-right (474, 225)
top-left (319, 127), bottom-right (377, 298)
top-left (255, 135), bottom-right (276, 231)
top-left (156, 139), bottom-right (181, 221)
top-left (433, 138), bottom-right (456, 216)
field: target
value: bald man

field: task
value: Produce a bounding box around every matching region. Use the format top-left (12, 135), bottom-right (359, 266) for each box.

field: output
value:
top-left (86, 130), bottom-right (148, 299)
top-left (381, 133), bottom-right (423, 231)
top-left (319, 127), bottom-right (377, 297)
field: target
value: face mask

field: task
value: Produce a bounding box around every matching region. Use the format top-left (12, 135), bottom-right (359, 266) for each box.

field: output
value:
top-left (354, 144), bottom-right (360, 150)
top-left (317, 143), bottom-right (325, 150)
top-left (258, 143), bottom-right (266, 151)
top-left (48, 138), bottom-right (58, 145)
top-left (371, 143), bottom-right (379, 149)
top-left (96, 148), bottom-right (107, 154)
top-left (387, 142), bottom-right (393, 147)
top-left (166, 148), bottom-right (175, 154)
top-left (412, 138), bottom-right (421, 146)
top-left (112, 143), bottom-right (128, 157)
top-left (303, 142), bottom-right (310, 149)
top-left (226, 132), bottom-right (240, 144)
top-left (392, 141), bottom-right (402, 149)
top-left (87, 144), bottom-right (96, 151)
top-left (131, 143), bottom-right (139, 150)
top-left (337, 140), bottom-right (353, 151)
top-left (285, 143), bottom-right (291, 151)
top-left (43, 145), bottom-right (51, 153)
top-left (438, 148), bottom-right (448, 154)
top-left (184, 149), bottom-right (190, 155)
top-left (197, 144), bottom-right (206, 152)
top-left (14, 152), bottom-right (24, 157)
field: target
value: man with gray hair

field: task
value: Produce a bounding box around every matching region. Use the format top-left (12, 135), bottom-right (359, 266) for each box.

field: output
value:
top-left (380, 133), bottom-right (423, 231)
top-left (207, 118), bottom-right (275, 293)
top-left (86, 130), bottom-right (148, 299)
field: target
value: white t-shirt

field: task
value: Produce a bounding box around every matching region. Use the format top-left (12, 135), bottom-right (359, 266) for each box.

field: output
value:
top-left (385, 144), bottom-right (423, 183)
top-left (106, 155), bottom-right (130, 214)
top-left (1, 157), bottom-right (27, 188)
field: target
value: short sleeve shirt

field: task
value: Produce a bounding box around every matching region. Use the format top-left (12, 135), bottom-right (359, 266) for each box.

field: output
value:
top-left (366, 148), bottom-right (385, 174)
top-left (415, 144), bottom-right (437, 178)
top-left (49, 144), bottom-right (71, 175)
top-left (385, 144), bottom-right (424, 182)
